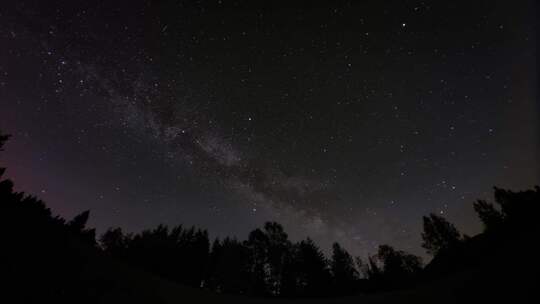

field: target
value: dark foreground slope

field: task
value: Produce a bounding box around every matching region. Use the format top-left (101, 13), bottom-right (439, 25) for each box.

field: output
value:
top-left (60, 257), bottom-right (535, 304)
top-left (4, 228), bottom-right (533, 304)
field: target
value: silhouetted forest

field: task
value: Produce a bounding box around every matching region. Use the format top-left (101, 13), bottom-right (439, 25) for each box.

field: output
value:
top-left (0, 130), bottom-right (537, 302)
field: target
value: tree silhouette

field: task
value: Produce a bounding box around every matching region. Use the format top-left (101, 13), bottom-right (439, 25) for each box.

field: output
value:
top-left (473, 199), bottom-right (504, 231)
top-left (365, 255), bottom-right (382, 280)
top-left (330, 242), bottom-right (358, 294)
top-left (360, 245), bottom-right (422, 291)
top-left (205, 237), bottom-right (251, 294)
top-left (262, 222), bottom-right (291, 295)
top-left (245, 227), bottom-right (270, 295)
top-left (100, 224), bottom-right (210, 288)
top-left (490, 186), bottom-right (540, 230)
top-left (1, 130), bottom-right (105, 302)
top-left (100, 227), bottom-right (130, 258)
top-left (68, 210), bottom-right (97, 245)
top-left (421, 213), bottom-right (462, 255)
top-left (377, 245), bottom-right (422, 280)
top-left (0, 132), bottom-right (9, 151)
top-left (421, 186), bottom-right (539, 302)
top-left (293, 238), bottom-right (332, 297)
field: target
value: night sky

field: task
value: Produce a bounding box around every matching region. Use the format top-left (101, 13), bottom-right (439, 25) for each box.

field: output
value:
top-left (0, 0), bottom-right (537, 258)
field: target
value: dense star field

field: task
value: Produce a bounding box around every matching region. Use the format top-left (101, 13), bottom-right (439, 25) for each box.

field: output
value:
top-left (0, 0), bottom-right (537, 258)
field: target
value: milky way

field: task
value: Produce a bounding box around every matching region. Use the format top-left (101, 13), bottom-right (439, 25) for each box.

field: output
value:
top-left (0, 0), bottom-right (537, 257)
